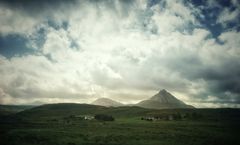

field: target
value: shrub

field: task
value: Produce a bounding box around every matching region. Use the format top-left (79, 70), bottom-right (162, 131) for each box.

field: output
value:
top-left (94, 114), bottom-right (114, 121)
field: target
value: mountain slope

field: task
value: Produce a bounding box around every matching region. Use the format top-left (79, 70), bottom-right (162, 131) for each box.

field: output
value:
top-left (91, 98), bottom-right (123, 107)
top-left (137, 89), bottom-right (194, 109)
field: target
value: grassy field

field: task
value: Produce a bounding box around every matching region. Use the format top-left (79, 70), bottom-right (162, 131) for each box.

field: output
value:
top-left (0, 104), bottom-right (240, 145)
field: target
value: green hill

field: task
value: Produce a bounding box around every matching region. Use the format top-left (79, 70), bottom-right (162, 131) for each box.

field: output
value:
top-left (0, 105), bottom-right (34, 116)
top-left (13, 103), bottom-right (153, 121)
top-left (7, 103), bottom-right (240, 122)
top-left (1, 103), bottom-right (240, 145)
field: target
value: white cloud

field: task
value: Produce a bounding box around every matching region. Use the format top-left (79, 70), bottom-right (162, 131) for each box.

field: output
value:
top-left (42, 28), bottom-right (73, 59)
top-left (0, 0), bottom-right (240, 107)
top-left (0, 5), bottom-right (43, 36)
top-left (219, 30), bottom-right (240, 53)
top-left (217, 8), bottom-right (239, 27)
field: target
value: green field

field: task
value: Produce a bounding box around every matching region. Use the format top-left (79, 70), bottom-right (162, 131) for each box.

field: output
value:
top-left (0, 104), bottom-right (240, 145)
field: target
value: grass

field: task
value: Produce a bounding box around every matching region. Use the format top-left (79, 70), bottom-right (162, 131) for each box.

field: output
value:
top-left (0, 104), bottom-right (240, 145)
top-left (1, 117), bottom-right (240, 145)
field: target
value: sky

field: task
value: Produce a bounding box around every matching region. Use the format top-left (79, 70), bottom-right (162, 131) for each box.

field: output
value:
top-left (0, 0), bottom-right (240, 108)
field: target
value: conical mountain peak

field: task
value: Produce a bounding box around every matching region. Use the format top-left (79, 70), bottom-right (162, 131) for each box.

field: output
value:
top-left (159, 89), bottom-right (167, 92)
top-left (150, 89), bottom-right (188, 104)
top-left (159, 89), bottom-right (168, 95)
top-left (136, 89), bottom-right (194, 109)
top-left (150, 89), bottom-right (182, 104)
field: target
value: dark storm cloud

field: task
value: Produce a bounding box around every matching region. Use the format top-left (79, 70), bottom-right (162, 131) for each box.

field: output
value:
top-left (161, 46), bottom-right (240, 103)
top-left (181, 56), bottom-right (240, 94)
top-left (192, 59), bottom-right (240, 99)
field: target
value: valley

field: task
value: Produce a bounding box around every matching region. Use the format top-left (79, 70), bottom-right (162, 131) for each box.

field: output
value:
top-left (0, 103), bottom-right (240, 145)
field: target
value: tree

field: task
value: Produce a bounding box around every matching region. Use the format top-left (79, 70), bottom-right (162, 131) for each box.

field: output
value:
top-left (94, 114), bottom-right (114, 121)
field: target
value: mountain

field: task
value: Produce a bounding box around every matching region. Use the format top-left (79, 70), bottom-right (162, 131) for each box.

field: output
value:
top-left (91, 98), bottom-right (124, 107)
top-left (137, 89), bottom-right (194, 109)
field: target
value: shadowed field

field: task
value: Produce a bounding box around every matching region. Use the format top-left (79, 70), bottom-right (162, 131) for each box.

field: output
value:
top-left (0, 104), bottom-right (240, 145)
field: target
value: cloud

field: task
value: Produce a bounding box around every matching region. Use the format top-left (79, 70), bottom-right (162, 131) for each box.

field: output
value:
top-left (217, 8), bottom-right (239, 26)
top-left (0, 3), bottom-right (43, 36)
top-left (0, 0), bottom-right (239, 107)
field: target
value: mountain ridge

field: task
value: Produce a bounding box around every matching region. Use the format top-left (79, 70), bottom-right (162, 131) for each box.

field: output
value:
top-left (1, 90), bottom-right (194, 112)
top-left (90, 89), bottom-right (194, 109)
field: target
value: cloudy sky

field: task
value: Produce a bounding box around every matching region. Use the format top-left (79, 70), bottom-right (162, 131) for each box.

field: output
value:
top-left (0, 0), bottom-right (239, 108)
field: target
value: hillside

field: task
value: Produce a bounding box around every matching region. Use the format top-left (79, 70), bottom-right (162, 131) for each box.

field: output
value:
top-left (0, 105), bottom-right (34, 116)
top-left (12, 103), bottom-right (152, 121)
top-left (1, 103), bottom-right (240, 145)
top-left (2, 103), bottom-right (238, 123)
top-left (137, 89), bottom-right (194, 109)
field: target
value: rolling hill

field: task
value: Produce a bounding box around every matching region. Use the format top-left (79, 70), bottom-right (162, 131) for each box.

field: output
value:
top-left (91, 98), bottom-right (123, 107)
top-left (11, 103), bottom-right (152, 121)
top-left (1, 103), bottom-right (239, 123)
top-left (0, 105), bottom-right (34, 116)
